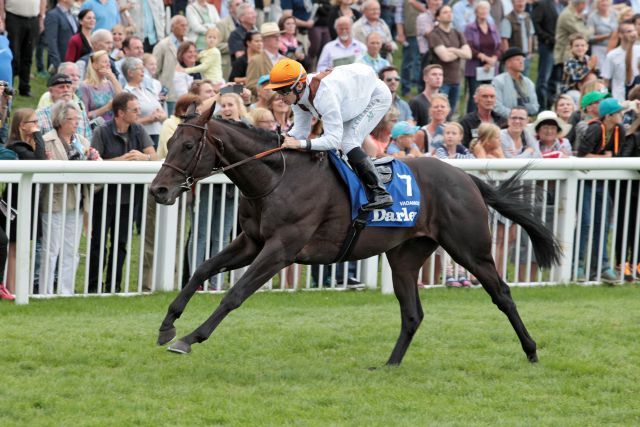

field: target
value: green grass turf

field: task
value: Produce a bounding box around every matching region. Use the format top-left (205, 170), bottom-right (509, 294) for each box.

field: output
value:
top-left (1, 285), bottom-right (639, 426)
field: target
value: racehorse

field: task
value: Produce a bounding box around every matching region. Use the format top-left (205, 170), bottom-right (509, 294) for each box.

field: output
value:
top-left (149, 103), bottom-right (561, 365)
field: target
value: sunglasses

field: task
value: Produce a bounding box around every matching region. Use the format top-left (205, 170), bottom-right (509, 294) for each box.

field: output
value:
top-left (274, 87), bottom-right (293, 96)
top-left (385, 77), bottom-right (401, 82)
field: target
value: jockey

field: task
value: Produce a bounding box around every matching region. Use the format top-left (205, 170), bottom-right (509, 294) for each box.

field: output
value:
top-left (265, 59), bottom-right (393, 211)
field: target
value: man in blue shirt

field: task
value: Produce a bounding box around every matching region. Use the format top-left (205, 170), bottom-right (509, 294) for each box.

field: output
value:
top-left (379, 66), bottom-right (414, 122)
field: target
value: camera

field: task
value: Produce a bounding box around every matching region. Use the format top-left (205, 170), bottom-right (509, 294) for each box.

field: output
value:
top-left (0, 81), bottom-right (14, 97)
top-left (220, 84), bottom-right (244, 95)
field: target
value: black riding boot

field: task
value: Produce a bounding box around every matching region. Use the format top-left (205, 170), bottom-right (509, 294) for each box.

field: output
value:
top-left (347, 147), bottom-right (393, 211)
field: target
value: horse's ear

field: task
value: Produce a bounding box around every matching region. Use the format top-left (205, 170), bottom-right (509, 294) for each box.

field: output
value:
top-left (185, 102), bottom-right (197, 116)
top-left (204, 101), bottom-right (216, 122)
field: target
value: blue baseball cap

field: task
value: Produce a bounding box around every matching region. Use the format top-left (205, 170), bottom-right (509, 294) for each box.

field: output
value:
top-left (257, 75), bottom-right (270, 87)
top-left (391, 121), bottom-right (420, 139)
top-left (598, 98), bottom-right (624, 118)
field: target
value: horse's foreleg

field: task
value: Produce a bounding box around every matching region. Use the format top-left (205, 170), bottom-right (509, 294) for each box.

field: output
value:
top-left (384, 238), bottom-right (437, 366)
top-left (157, 232), bottom-right (261, 345)
top-left (167, 239), bottom-right (294, 354)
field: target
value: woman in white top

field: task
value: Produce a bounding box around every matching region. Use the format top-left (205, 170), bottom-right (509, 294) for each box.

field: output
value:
top-left (122, 57), bottom-right (167, 147)
top-left (40, 101), bottom-right (101, 295)
top-left (186, 0), bottom-right (221, 50)
top-left (500, 106), bottom-right (542, 158)
top-left (174, 42), bottom-right (200, 99)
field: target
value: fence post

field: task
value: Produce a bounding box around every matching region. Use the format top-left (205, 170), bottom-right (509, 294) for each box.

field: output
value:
top-left (360, 256), bottom-right (379, 289)
top-left (15, 173), bottom-right (33, 305)
top-left (155, 202), bottom-right (179, 291)
top-left (555, 171), bottom-right (578, 283)
top-left (380, 254), bottom-right (393, 294)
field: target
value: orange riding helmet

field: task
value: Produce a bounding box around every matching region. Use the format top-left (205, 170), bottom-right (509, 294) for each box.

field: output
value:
top-left (264, 59), bottom-right (307, 91)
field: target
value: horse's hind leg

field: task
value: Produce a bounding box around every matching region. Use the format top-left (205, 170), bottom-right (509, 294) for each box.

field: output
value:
top-left (439, 230), bottom-right (538, 362)
top-left (385, 238), bottom-right (438, 366)
top-left (157, 232), bottom-right (261, 345)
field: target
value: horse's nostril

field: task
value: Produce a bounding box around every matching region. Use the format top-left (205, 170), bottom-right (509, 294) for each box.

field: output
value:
top-left (150, 186), bottom-right (168, 197)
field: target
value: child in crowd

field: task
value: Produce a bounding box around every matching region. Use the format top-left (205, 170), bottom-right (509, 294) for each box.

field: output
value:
top-left (563, 34), bottom-right (598, 95)
top-left (387, 121), bottom-right (422, 158)
top-left (111, 24), bottom-right (126, 60)
top-left (185, 27), bottom-right (224, 84)
top-left (435, 122), bottom-right (475, 159)
top-left (470, 122), bottom-right (505, 158)
top-left (142, 53), bottom-right (164, 99)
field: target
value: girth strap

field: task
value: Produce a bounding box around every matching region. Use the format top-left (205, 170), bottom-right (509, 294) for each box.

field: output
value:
top-left (333, 209), bottom-right (369, 263)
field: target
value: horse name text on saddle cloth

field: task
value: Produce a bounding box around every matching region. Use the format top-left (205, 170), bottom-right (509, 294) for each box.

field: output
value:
top-left (328, 151), bottom-right (421, 227)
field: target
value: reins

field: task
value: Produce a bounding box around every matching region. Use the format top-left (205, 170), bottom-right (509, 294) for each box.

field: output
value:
top-left (160, 120), bottom-right (287, 199)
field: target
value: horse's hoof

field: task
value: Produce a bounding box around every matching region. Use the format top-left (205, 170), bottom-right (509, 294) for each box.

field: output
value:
top-left (168, 340), bottom-right (191, 354)
top-left (157, 327), bottom-right (176, 346)
top-left (527, 352), bottom-right (539, 363)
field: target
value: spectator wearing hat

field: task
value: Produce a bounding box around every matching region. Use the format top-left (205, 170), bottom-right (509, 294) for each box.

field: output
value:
top-left (499, 0), bottom-right (534, 75)
top-left (575, 97), bottom-right (632, 283)
top-left (317, 16), bottom-right (366, 72)
top-left (529, 110), bottom-right (572, 157)
top-left (566, 88), bottom-right (609, 150)
top-left (250, 75), bottom-right (274, 110)
top-left (228, 3), bottom-right (258, 60)
top-left (36, 73), bottom-right (92, 140)
top-left (387, 121), bottom-right (422, 158)
top-left (246, 22), bottom-right (285, 94)
top-left (492, 47), bottom-right (539, 119)
top-left (37, 62), bottom-right (83, 109)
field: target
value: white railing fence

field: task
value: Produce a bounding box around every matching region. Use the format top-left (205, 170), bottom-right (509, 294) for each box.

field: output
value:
top-left (2, 158), bottom-right (640, 304)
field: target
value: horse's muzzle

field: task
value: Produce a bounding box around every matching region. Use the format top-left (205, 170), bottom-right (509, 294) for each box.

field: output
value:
top-left (149, 183), bottom-right (180, 205)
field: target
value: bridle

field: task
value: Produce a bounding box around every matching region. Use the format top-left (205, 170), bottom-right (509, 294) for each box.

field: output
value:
top-left (160, 121), bottom-right (287, 199)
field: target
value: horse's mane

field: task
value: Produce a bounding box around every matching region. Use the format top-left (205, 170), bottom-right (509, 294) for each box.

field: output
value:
top-left (211, 117), bottom-right (282, 144)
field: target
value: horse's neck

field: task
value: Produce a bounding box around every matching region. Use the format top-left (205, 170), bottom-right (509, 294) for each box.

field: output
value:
top-left (217, 124), bottom-right (283, 196)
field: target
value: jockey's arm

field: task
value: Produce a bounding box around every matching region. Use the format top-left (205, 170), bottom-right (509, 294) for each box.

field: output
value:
top-left (303, 94), bottom-right (343, 151)
top-left (288, 104), bottom-right (313, 140)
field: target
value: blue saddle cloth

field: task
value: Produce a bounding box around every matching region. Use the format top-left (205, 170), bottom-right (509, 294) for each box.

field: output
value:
top-left (328, 151), bottom-right (421, 228)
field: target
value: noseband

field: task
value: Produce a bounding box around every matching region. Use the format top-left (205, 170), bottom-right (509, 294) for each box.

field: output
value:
top-left (161, 122), bottom-right (221, 190)
top-left (160, 121), bottom-right (286, 199)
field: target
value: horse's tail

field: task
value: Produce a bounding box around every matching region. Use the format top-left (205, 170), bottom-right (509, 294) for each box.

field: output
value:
top-left (469, 167), bottom-right (562, 269)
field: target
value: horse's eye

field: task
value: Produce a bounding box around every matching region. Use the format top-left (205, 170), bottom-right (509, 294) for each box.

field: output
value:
top-left (184, 142), bottom-right (194, 150)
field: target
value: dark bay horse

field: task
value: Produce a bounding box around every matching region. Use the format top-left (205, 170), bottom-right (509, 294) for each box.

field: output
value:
top-left (149, 104), bottom-right (561, 365)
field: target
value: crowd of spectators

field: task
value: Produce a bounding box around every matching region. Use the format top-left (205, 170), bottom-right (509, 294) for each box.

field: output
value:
top-left (3, 0), bottom-right (640, 298)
